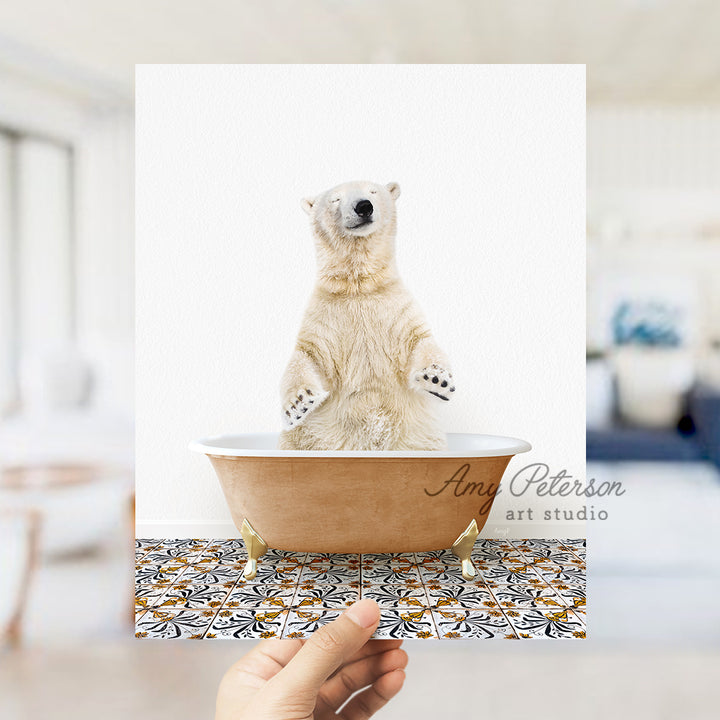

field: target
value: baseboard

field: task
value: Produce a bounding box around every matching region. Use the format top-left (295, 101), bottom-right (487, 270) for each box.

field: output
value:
top-left (135, 521), bottom-right (240, 539)
top-left (135, 520), bottom-right (585, 541)
top-left (481, 522), bottom-right (586, 540)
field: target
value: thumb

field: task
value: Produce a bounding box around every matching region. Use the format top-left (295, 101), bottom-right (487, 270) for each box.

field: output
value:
top-left (267, 599), bottom-right (380, 701)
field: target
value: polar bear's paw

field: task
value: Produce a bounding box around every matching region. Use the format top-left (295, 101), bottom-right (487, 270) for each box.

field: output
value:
top-left (412, 364), bottom-right (455, 401)
top-left (282, 387), bottom-right (329, 429)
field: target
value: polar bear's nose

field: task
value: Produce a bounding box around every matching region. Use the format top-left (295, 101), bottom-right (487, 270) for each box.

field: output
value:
top-left (355, 200), bottom-right (373, 218)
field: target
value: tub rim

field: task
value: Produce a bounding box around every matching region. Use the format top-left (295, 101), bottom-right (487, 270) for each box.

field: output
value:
top-left (189, 431), bottom-right (531, 459)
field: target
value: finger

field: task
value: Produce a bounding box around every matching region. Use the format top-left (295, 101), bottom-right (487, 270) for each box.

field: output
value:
top-left (328, 639), bottom-right (404, 676)
top-left (216, 639), bottom-right (304, 720)
top-left (235, 638), bottom-right (304, 681)
top-left (319, 647), bottom-right (408, 711)
top-left (254, 637), bottom-right (305, 666)
top-left (339, 669), bottom-right (406, 720)
top-left (266, 599), bottom-right (380, 701)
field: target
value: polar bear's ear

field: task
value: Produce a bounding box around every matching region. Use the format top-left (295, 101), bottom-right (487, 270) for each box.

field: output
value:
top-left (386, 182), bottom-right (401, 200)
top-left (301, 196), bottom-right (316, 215)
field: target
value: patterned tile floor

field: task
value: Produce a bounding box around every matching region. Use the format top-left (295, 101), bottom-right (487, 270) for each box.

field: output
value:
top-left (135, 538), bottom-right (586, 640)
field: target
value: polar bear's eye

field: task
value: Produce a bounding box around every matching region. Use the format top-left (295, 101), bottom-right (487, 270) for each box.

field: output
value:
top-left (369, 190), bottom-right (377, 194)
top-left (331, 198), bottom-right (340, 203)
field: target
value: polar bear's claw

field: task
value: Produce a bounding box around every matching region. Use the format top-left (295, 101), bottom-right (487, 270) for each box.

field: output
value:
top-left (413, 365), bottom-right (455, 401)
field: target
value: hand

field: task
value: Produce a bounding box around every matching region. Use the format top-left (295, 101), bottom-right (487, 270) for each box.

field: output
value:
top-left (215, 599), bottom-right (407, 719)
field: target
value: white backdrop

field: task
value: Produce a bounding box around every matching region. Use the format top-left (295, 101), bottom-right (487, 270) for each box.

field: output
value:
top-left (135, 64), bottom-right (586, 538)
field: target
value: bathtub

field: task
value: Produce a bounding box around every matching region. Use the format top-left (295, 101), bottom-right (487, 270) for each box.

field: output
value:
top-left (190, 432), bottom-right (531, 580)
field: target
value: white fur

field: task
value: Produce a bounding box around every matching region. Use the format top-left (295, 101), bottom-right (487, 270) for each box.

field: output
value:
top-left (279, 180), bottom-right (455, 451)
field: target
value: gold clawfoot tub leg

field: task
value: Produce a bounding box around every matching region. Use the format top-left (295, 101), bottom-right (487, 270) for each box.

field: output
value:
top-left (451, 519), bottom-right (480, 581)
top-left (240, 519), bottom-right (268, 580)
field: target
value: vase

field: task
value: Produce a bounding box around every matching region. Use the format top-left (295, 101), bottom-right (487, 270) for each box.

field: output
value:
top-left (613, 346), bottom-right (695, 428)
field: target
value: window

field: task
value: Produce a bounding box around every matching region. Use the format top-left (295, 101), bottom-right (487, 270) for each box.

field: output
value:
top-left (0, 128), bottom-right (75, 416)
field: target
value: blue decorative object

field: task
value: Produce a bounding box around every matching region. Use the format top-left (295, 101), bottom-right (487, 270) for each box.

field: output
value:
top-left (612, 301), bottom-right (683, 347)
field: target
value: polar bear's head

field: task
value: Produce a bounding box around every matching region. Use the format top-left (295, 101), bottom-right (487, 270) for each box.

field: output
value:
top-left (302, 180), bottom-right (401, 240)
top-left (301, 180), bottom-right (402, 293)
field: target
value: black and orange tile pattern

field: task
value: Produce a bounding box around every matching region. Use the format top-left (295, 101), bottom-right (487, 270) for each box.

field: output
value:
top-left (135, 538), bottom-right (586, 639)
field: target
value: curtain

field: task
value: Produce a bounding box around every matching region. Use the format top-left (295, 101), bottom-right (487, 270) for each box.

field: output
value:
top-left (0, 133), bottom-right (16, 414)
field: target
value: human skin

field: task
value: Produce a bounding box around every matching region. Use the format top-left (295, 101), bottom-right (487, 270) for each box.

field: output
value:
top-left (215, 599), bottom-right (408, 720)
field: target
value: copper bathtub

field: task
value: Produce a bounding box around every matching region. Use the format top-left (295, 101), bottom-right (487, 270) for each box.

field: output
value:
top-left (190, 432), bottom-right (531, 580)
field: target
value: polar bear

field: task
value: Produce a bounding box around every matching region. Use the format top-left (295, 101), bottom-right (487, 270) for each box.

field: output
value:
top-left (278, 180), bottom-right (455, 451)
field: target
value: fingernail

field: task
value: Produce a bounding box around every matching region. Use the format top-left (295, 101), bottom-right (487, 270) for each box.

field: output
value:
top-left (344, 599), bottom-right (379, 628)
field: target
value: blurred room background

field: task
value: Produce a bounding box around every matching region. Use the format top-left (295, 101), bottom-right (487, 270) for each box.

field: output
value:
top-left (1, 1), bottom-right (719, 718)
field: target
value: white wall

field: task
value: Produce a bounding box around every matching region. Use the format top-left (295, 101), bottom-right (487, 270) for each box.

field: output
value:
top-left (135, 64), bottom-right (586, 539)
top-left (587, 105), bottom-right (720, 360)
top-left (74, 109), bottom-right (135, 415)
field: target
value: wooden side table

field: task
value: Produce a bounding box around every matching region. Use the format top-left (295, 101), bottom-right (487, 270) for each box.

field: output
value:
top-left (0, 509), bottom-right (40, 647)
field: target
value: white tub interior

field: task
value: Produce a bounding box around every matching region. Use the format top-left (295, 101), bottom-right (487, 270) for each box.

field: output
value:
top-left (189, 432), bottom-right (531, 458)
